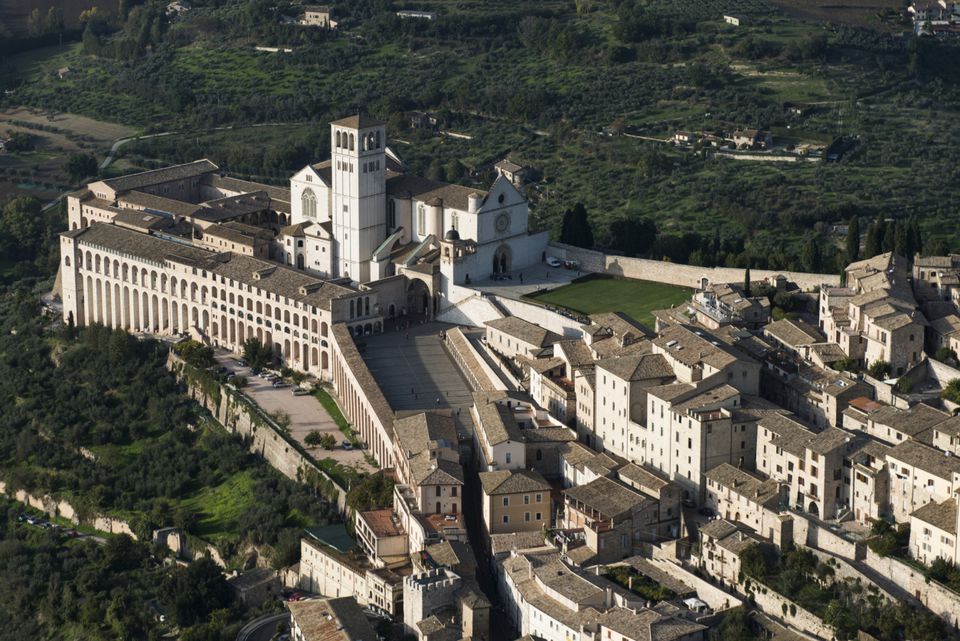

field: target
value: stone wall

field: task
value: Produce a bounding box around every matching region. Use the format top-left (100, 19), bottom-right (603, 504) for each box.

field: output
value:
top-left (436, 291), bottom-right (504, 327)
top-left (747, 580), bottom-right (835, 640)
top-left (863, 549), bottom-right (960, 627)
top-left (445, 327), bottom-right (505, 392)
top-left (171, 355), bottom-right (348, 513)
top-left (790, 511), bottom-right (865, 560)
top-left (0, 481), bottom-right (137, 539)
top-left (654, 558), bottom-right (743, 611)
top-left (548, 243), bottom-right (840, 292)
top-left (489, 295), bottom-right (586, 338)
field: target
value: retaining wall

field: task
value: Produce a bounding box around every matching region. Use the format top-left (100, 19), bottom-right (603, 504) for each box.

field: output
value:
top-left (0, 481), bottom-right (137, 539)
top-left (436, 292), bottom-right (504, 327)
top-left (170, 355), bottom-right (348, 513)
top-left (490, 295), bottom-right (586, 338)
top-left (747, 580), bottom-right (835, 640)
top-left (547, 243), bottom-right (840, 292)
top-left (863, 550), bottom-right (960, 627)
top-left (790, 511), bottom-right (864, 560)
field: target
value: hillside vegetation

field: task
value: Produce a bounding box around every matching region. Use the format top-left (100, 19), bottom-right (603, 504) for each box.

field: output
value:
top-left (2, 0), bottom-right (958, 270)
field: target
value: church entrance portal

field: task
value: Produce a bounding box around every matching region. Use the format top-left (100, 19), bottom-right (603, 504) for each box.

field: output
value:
top-left (492, 245), bottom-right (512, 275)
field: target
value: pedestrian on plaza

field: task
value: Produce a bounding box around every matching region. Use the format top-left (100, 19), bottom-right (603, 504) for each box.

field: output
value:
top-left (436, 396), bottom-right (441, 405)
top-left (519, 273), bottom-right (523, 284)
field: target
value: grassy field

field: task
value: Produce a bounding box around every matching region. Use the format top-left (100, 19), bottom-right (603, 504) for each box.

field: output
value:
top-left (526, 276), bottom-right (692, 329)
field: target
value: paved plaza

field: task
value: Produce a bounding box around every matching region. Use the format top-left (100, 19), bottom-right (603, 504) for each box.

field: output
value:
top-left (471, 263), bottom-right (580, 300)
top-left (359, 322), bottom-right (476, 439)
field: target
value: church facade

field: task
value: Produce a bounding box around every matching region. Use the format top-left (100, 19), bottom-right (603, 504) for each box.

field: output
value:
top-left (280, 114), bottom-right (548, 300)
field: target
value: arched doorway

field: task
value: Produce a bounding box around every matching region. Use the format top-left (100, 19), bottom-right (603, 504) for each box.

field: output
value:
top-left (807, 501), bottom-right (819, 517)
top-left (492, 244), bottom-right (512, 275)
top-left (406, 279), bottom-right (431, 317)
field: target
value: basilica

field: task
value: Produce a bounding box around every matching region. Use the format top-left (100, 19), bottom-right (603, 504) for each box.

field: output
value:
top-left (62, 114), bottom-right (548, 330)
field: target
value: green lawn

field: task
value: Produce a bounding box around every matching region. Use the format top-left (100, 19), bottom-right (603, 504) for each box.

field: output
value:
top-left (180, 470), bottom-right (256, 542)
top-left (526, 276), bottom-right (692, 329)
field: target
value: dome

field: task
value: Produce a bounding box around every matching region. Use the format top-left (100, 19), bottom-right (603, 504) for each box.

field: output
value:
top-left (444, 228), bottom-right (460, 242)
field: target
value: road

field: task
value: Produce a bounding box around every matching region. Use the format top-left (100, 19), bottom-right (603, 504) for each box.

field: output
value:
top-left (100, 131), bottom-right (179, 170)
top-left (213, 351), bottom-right (373, 473)
top-left (236, 612), bottom-right (289, 641)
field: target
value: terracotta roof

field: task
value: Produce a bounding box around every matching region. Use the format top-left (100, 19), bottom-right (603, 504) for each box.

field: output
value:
top-left (564, 476), bottom-right (648, 520)
top-left (705, 463), bottom-right (782, 509)
top-left (597, 353), bottom-right (674, 382)
top-left (911, 498), bottom-right (957, 535)
top-left (99, 159), bottom-right (218, 194)
top-left (394, 412), bottom-right (457, 457)
top-left (486, 316), bottom-right (560, 348)
top-left (479, 469), bottom-right (550, 495)
top-left (386, 173), bottom-right (486, 212)
top-left (288, 597), bottom-right (379, 641)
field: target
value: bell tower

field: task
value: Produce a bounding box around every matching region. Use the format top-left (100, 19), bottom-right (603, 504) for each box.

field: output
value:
top-left (330, 114), bottom-right (387, 283)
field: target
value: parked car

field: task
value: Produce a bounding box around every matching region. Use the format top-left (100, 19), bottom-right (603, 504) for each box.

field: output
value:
top-left (546, 256), bottom-right (562, 267)
top-left (292, 388), bottom-right (310, 396)
top-left (342, 441), bottom-right (353, 450)
top-left (563, 259), bottom-right (579, 270)
top-left (272, 381), bottom-right (288, 388)
top-left (236, 360), bottom-right (246, 367)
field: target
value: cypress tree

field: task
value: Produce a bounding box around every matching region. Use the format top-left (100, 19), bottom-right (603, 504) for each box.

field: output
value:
top-left (744, 267), bottom-right (751, 297)
top-left (568, 202), bottom-right (594, 249)
top-left (882, 220), bottom-right (896, 252)
top-left (845, 215), bottom-right (860, 263)
top-left (894, 220), bottom-right (908, 257)
top-left (864, 218), bottom-right (884, 258)
top-left (559, 208), bottom-right (573, 244)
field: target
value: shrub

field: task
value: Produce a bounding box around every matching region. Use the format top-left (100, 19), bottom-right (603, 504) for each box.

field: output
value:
top-left (867, 360), bottom-right (891, 379)
top-left (934, 347), bottom-right (957, 364)
top-left (942, 378), bottom-right (960, 404)
top-left (304, 430), bottom-right (323, 447)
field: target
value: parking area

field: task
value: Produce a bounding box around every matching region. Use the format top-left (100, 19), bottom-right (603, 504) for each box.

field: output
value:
top-left (213, 351), bottom-right (373, 473)
top-left (358, 322), bottom-right (476, 439)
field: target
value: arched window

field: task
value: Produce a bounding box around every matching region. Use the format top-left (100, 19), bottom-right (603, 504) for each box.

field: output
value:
top-left (64, 256), bottom-right (71, 267)
top-left (349, 300), bottom-right (355, 319)
top-left (451, 211), bottom-right (458, 231)
top-left (375, 131), bottom-right (381, 148)
top-left (302, 188), bottom-right (317, 219)
top-left (336, 131), bottom-right (341, 148)
top-left (348, 133), bottom-right (354, 151)
top-left (365, 297), bottom-right (370, 316)
top-left (417, 204), bottom-right (425, 234)
top-left (387, 199), bottom-right (396, 229)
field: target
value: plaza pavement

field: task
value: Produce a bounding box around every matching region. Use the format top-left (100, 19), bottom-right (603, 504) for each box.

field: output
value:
top-left (471, 263), bottom-right (580, 300)
top-left (358, 321), bottom-right (477, 440)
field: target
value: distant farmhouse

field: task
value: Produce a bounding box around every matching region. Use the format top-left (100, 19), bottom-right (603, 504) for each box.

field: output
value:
top-left (299, 5), bottom-right (337, 28)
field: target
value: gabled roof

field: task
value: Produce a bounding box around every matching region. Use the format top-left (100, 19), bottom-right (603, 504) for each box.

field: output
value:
top-left (98, 159), bottom-right (218, 194)
top-left (486, 316), bottom-right (560, 348)
top-left (911, 498), bottom-right (957, 534)
top-left (394, 412), bottom-right (458, 457)
top-left (564, 476), bottom-right (648, 520)
top-left (597, 353), bottom-right (674, 382)
top-left (479, 469), bottom-right (550, 496)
